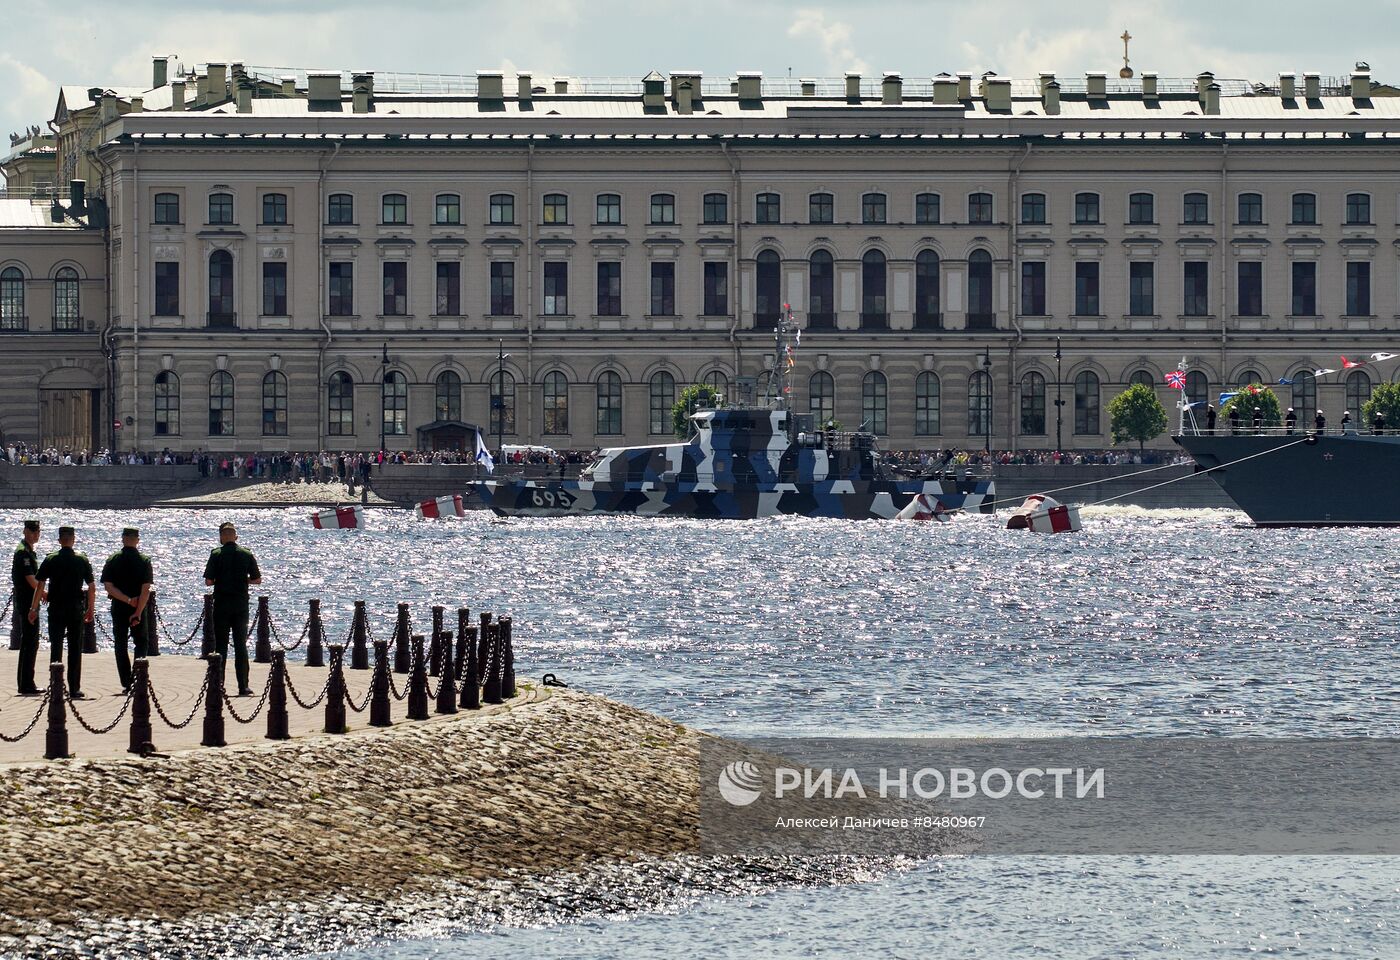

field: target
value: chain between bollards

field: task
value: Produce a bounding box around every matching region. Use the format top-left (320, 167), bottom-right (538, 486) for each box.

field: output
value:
top-left (455, 607), bottom-right (470, 681)
top-left (482, 619), bottom-right (504, 706)
top-left (501, 616), bottom-right (516, 700)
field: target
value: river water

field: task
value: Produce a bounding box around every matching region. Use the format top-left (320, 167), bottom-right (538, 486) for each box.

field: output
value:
top-left (6, 505), bottom-right (1398, 958)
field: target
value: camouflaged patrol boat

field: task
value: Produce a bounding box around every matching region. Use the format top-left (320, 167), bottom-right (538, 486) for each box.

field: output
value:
top-left (475, 310), bottom-right (995, 520)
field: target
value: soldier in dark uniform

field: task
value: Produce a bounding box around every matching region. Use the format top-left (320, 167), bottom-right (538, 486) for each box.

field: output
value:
top-left (100, 527), bottom-right (153, 694)
top-left (202, 522), bottom-right (262, 696)
top-left (1374, 411), bottom-right (1386, 435)
top-left (1252, 407), bottom-right (1264, 433)
top-left (12, 519), bottom-right (42, 695)
top-left (1205, 405), bottom-right (1217, 434)
top-left (29, 526), bottom-right (96, 698)
top-left (1285, 407), bottom-right (1297, 434)
top-left (1315, 410), bottom-right (1326, 433)
top-left (1228, 406), bottom-right (1241, 436)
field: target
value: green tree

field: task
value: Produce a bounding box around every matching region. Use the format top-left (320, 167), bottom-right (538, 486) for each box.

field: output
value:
top-left (1219, 384), bottom-right (1282, 431)
top-left (672, 383), bottom-right (721, 438)
top-left (1362, 381), bottom-right (1400, 432)
top-left (1108, 382), bottom-right (1168, 452)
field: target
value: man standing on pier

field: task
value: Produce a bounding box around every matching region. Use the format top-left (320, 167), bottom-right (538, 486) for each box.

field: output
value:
top-left (202, 522), bottom-right (261, 696)
top-left (29, 526), bottom-right (96, 698)
top-left (101, 527), bottom-right (153, 694)
top-left (11, 519), bottom-right (42, 695)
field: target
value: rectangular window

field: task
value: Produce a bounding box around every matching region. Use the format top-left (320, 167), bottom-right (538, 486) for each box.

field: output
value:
top-left (435, 194), bottom-right (461, 225)
top-left (543, 194), bottom-right (569, 224)
top-left (1020, 193), bottom-right (1045, 225)
top-left (490, 194), bottom-right (515, 225)
top-left (1183, 193), bottom-right (1210, 224)
top-left (649, 194), bottom-right (675, 225)
top-left (1291, 261), bottom-right (1316, 315)
top-left (1346, 193), bottom-right (1371, 225)
top-left (1129, 262), bottom-right (1154, 316)
top-left (261, 262), bottom-right (287, 316)
top-left (154, 262), bottom-right (180, 316)
top-left (968, 193), bottom-right (993, 224)
top-left (261, 193), bottom-right (287, 225)
top-left (862, 194), bottom-right (886, 224)
top-left (1238, 193), bottom-right (1263, 224)
top-left (809, 193), bottom-right (834, 224)
top-left (543, 261), bottom-right (568, 315)
top-left (328, 262), bottom-right (353, 316)
top-left (1074, 193), bottom-right (1100, 224)
top-left (915, 193), bottom-right (940, 224)
top-left (1238, 262), bottom-right (1263, 316)
top-left (153, 193), bottom-right (180, 224)
top-left (596, 194), bottom-right (622, 225)
top-left (1347, 261), bottom-right (1371, 315)
top-left (490, 261), bottom-right (515, 315)
top-left (382, 261), bottom-right (408, 315)
top-left (703, 193), bottom-right (728, 224)
top-left (650, 262), bottom-right (675, 315)
top-left (1291, 193), bottom-right (1317, 225)
top-left (435, 261), bottom-right (461, 315)
top-left (596, 261), bottom-right (621, 316)
top-left (208, 193), bottom-right (233, 224)
top-left (756, 193), bottom-right (781, 224)
top-left (1183, 262), bottom-right (1210, 316)
top-left (703, 262), bottom-right (728, 315)
top-left (1128, 193), bottom-right (1154, 224)
top-left (327, 194), bottom-right (354, 224)
top-left (1074, 262), bottom-right (1099, 316)
top-left (1020, 262), bottom-right (1046, 316)
top-left (381, 194), bottom-right (408, 225)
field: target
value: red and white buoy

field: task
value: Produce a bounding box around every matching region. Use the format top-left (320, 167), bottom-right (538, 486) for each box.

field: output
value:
top-left (414, 494), bottom-right (466, 520)
top-left (1005, 494), bottom-right (1082, 534)
top-left (312, 505), bottom-right (364, 530)
top-left (895, 493), bottom-right (950, 522)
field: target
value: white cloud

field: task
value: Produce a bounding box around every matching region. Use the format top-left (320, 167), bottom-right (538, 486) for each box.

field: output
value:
top-left (787, 8), bottom-right (868, 75)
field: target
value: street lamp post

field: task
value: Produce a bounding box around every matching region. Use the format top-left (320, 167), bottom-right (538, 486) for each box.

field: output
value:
top-left (378, 342), bottom-right (389, 454)
top-left (1054, 336), bottom-right (1064, 453)
top-left (494, 339), bottom-right (511, 463)
top-left (981, 347), bottom-right (993, 454)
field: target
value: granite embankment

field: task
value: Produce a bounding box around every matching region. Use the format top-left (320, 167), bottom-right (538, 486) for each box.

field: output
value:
top-left (0, 688), bottom-right (700, 946)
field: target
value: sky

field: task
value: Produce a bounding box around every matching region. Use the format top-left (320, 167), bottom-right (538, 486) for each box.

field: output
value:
top-left (4, 0), bottom-right (1400, 137)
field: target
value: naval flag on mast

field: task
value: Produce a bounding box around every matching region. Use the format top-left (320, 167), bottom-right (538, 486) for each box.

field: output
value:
top-left (474, 428), bottom-right (495, 474)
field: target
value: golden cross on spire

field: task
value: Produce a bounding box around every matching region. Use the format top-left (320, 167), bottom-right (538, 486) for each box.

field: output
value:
top-left (1120, 29), bottom-right (1134, 79)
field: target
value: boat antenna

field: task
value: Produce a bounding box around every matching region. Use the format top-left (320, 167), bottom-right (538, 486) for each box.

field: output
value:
top-left (770, 303), bottom-right (798, 411)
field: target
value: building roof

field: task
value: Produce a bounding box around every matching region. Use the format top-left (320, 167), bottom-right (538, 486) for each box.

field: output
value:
top-left (0, 199), bottom-right (86, 229)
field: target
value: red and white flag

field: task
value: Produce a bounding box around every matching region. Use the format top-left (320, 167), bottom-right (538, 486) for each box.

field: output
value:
top-left (1165, 370), bottom-right (1186, 389)
top-left (1341, 356), bottom-right (1366, 369)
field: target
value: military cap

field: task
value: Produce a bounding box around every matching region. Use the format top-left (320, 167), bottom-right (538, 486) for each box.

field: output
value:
top-left (122, 527), bottom-right (140, 538)
top-left (58, 526), bottom-right (75, 537)
top-left (218, 522), bottom-right (236, 533)
top-left (23, 519), bottom-right (39, 533)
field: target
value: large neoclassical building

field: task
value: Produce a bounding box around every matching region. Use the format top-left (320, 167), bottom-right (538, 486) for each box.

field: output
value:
top-left (2, 59), bottom-right (1398, 454)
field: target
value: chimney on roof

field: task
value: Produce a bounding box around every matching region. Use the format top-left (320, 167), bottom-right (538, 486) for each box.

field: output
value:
top-left (69, 180), bottom-right (87, 217)
top-left (195, 74), bottom-right (208, 104)
top-left (1141, 71), bottom-right (1158, 99)
top-left (170, 80), bottom-right (185, 111)
top-left (978, 71), bottom-right (994, 97)
top-left (554, 79), bottom-right (569, 94)
top-left (882, 72), bottom-right (902, 104)
top-left (801, 78), bottom-right (816, 96)
top-left (235, 80), bottom-right (252, 114)
top-left (478, 70), bottom-right (504, 103)
top-left (737, 71), bottom-right (762, 101)
top-left (643, 71), bottom-right (666, 108)
top-left (933, 74), bottom-right (957, 104)
top-left (100, 93), bottom-right (117, 123)
top-left (986, 77), bottom-right (1011, 112)
top-left (1303, 71), bottom-right (1320, 99)
top-left (1278, 72), bottom-right (1296, 99)
top-left (518, 72), bottom-right (533, 102)
top-left (1204, 82), bottom-right (1221, 115)
top-left (307, 71), bottom-right (341, 109)
top-left (1196, 71), bottom-right (1213, 96)
top-left (1038, 71), bottom-right (1055, 93)
top-left (207, 63), bottom-right (227, 102)
top-left (670, 71), bottom-right (700, 109)
top-left (676, 79), bottom-right (695, 114)
top-left (152, 57), bottom-right (168, 89)
top-left (956, 72), bottom-right (972, 99)
top-left (130, 96), bottom-right (143, 113)
top-left (1351, 67), bottom-right (1371, 100)
top-left (1043, 80), bottom-right (1061, 115)
top-left (1086, 71), bottom-right (1106, 98)
top-left (845, 71), bottom-right (861, 101)
top-left (281, 76), bottom-right (296, 97)
top-left (352, 72), bottom-right (374, 113)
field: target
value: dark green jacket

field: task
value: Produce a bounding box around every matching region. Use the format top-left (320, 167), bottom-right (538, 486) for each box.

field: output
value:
top-left (203, 542), bottom-right (261, 600)
top-left (101, 546), bottom-right (153, 609)
top-left (36, 547), bottom-right (94, 610)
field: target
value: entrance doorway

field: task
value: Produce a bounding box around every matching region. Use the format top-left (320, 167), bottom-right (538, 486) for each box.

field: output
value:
top-left (39, 388), bottom-right (101, 453)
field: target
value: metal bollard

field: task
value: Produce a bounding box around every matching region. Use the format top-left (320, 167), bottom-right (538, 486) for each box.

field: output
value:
top-left (406, 634), bottom-right (430, 720)
top-left (253, 596), bottom-right (272, 664)
top-left (501, 616), bottom-right (516, 699)
top-left (429, 605), bottom-right (445, 677)
top-left (350, 600), bottom-right (369, 670)
top-left (200, 653), bottom-right (226, 748)
top-left (200, 594), bottom-right (215, 657)
top-left (393, 602), bottom-right (411, 674)
top-left (435, 632), bottom-right (457, 715)
top-left (324, 645), bottom-right (347, 734)
top-left (482, 621), bottom-right (504, 705)
top-left (455, 607), bottom-right (470, 680)
top-left (83, 619), bottom-right (98, 655)
top-left (477, 612), bottom-right (491, 684)
top-left (369, 640), bottom-right (391, 727)
top-left (305, 598), bottom-right (325, 668)
top-left (44, 661), bottom-right (69, 760)
top-left (7, 602), bottom-right (18, 650)
top-left (459, 625), bottom-right (480, 710)
top-left (127, 658), bottom-right (154, 755)
top-left (143, 595), bottom-right (160, 657)
top-left (266, 650), bottom-right (289, 740)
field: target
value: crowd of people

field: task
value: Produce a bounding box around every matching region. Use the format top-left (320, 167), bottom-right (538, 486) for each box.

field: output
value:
top-left (883, 447), bottom-right (1190, 470)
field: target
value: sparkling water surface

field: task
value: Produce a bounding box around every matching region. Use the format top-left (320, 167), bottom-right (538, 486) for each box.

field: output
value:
top-left (6, 506), bottom-right (1398, 957)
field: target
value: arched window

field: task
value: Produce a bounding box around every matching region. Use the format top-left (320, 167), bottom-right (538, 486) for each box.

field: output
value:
top-left (489, 193), bottom-right (515, 225)
top-left (968, 371), bottom-right (992, 439)
top-left (968, 192), bottom-right (993, 224)
top-left (381, 193), bottom-right (408, 225)
top-left (208, 192), bottom-right (234, 225)
top-left (1238, 369), bottom-right (1262, 388)
top-left (542, 371), bottom-right (569, 434)
top-left (154, 371), bottom-right (180, 436)
top-left (649, 193), bottom-right (675, 225)
top-left (755, 192), bottom-right (780, 224)
top-left (327, 193), bottom-right (354, 224)
top-left (1074, 371), bottom-right (1100, 435)
top-left (435, 370), bottom-right (461, 421)
top-left (1074, 191), bottom-right (1100, 224)
top-left (1237, 192), bottom-right (1263, 225)
top-left (967, 249), bottom-right (993, 329)
top-left (915, 250), bottom-right (940, 329)
top-left (861, 250), bottom-right (887, 328)
top-left (153, 192), bottom-right (180, 224)
top-left (595, 193), bottom-right (622, 225)
top-left (1129, 369), bottom-right (1155, 388)
top-left (542, 192), bottom-right (568, 224)
top-left (755, 250), bottom-right (780, 328)
top-left (649, 371), bottom-right (676, 435)
top-left (328, 372), bottom-right (354, 436)
top-left (808, 250), bottom-right (834, 328)
top-left (434, 193), bottom-right (461, 225)
top-left (1, 266), bottom-right (25, 330)
top-left (862, 371), bottom-right (888, 435)
top-left (53, 266), bottom-right (80, 331)
top-left (703, 370), bottom-right (728, 400)
top-left (916, 192), bottom-right (941, 224)
top-left (208, 250), bottom-right (234, 325)
top-left (262, 371), bottom-right (288, 436)
top-left (1345, 370), bottom-right (1372, 418)
top-left (915, 372), bottom-right (941, 435)
top-left (861, 192), bottom-right (887, 224)
top-left (1185, 371), bottom-right (1208, 405)
top-left (1183, 192), bottom-right (1210, 224)
top-left (382, 371), bottom-right (408, 437)
top-left (1346, 192), bottom-right (1371, 225)
top-left (809, 371), bottom-right (835, 424)
top-left (702, 192), bottom-right (728, 224)
top-left (1128, 192), bottom-right (1154, 225)
top-left (808, 192), bottom-right (834, 224)
top-left (489, 370), bottom-right (515, 435)
top-left (596, 371), bottom-right (623, 434)
top-left (208, 371), bottom-right (235, 436)
top-left (262, 192), bottom-right (288, 225)
top-left (1020, 372), bottom-right (1046, 435)
top-left (1291, 370), bottom-right (1317, 421)
top-left (1291, 192), bottom-right (1317, 225)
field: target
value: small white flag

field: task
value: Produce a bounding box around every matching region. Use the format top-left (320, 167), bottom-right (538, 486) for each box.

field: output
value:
top-left (1369, 352), bottom-right (1397, 362)
top-left (474, 428), bottom-right (495, 475)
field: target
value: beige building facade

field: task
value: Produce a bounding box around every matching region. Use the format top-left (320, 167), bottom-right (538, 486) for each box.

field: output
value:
top-left (3, 61), bottom-right (1399, 453)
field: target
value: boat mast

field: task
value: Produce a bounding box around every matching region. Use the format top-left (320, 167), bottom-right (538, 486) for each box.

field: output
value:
top-left (769, 302), bottom-right (797, 411)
